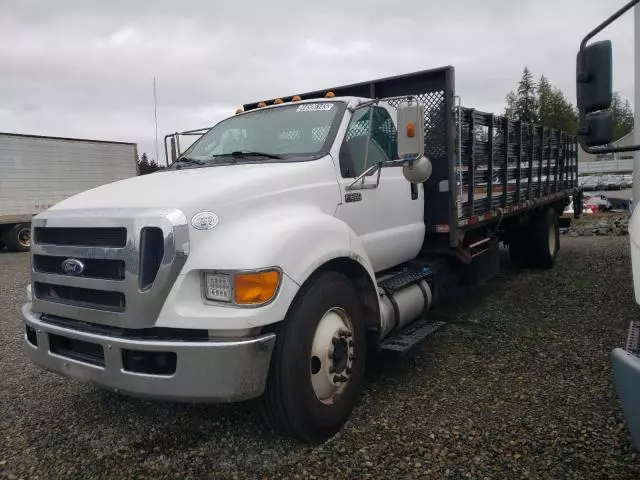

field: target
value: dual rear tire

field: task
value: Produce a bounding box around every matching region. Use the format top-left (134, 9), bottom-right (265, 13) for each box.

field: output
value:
top-left (509, 207), bottom-right (559, 269)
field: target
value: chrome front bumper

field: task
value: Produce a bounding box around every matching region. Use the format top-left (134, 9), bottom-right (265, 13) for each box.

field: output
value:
top-left (22, 304), bottom-right (276, 402)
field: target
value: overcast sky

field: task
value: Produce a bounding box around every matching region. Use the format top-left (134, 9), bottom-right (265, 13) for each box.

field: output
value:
top-left (1, 0), bottom-right (634, 164)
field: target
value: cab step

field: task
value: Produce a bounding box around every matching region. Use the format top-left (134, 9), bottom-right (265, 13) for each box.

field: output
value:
top-left (626, 320), bottom-right (640, 356)
top-left (377, 266), bottom-right (433, 294)
top-left (380, 317), bottom-right (446, 353)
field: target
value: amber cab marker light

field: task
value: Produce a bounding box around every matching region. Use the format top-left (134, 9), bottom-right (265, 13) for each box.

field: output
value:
top-left (234, 270), bottom-right (281, 305)
top-left (273, 98), bottom-right (284, 104)
top-left (325, 91), bottom-right (335, 98)
top-left (257, 101), bottom-right (267, 108)
top-left (406, 121), bottom-right (416, 138)
top-left (291, 95), bottom-right (302, 102)
top-left (235, 107), bottom-right (244, 114)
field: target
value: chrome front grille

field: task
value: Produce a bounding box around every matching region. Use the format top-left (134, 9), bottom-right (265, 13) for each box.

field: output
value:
top-left (34, 226), bottom-right (127, 247)
top-left (30, 208), bottom-right (189, 328)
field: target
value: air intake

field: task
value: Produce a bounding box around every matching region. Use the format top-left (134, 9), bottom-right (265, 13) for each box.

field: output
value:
top-left (138, 227), bottom-right (164, 291)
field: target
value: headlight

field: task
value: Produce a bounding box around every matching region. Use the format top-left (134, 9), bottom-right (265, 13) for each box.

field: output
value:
top-left (203, 273), bottom-right (233, 302)
top-left (203, 269), bottom-right (281, 306)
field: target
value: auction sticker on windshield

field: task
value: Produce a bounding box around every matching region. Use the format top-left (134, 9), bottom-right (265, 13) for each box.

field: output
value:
top-left (296, 103), bottom-right (334, 112)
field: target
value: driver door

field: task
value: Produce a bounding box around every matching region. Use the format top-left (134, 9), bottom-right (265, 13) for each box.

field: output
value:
top-left (334, 105), bottom-right (425, 272)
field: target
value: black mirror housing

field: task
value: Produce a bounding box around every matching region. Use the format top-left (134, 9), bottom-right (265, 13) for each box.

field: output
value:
top-left (581, 111), bottom-right (614, 147)
top-left (577, 40), bottom-right (613, 113)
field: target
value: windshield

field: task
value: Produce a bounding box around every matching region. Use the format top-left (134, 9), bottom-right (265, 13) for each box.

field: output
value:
top-left (180, 101), bottom-right (346, 164)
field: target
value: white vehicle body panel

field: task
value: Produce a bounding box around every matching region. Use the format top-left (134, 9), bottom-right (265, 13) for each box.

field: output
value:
top-left (632, 4), bottom-right (640, 304)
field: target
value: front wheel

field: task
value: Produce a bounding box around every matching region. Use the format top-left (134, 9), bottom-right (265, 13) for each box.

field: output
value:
top-left (260, 271), bottom-right (367, 442)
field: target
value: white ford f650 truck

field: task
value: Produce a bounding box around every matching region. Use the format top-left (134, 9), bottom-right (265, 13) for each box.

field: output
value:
top-left (22, 68), bottom-right (580, 441)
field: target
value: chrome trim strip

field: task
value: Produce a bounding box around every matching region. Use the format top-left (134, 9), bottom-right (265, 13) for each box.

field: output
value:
top-left (32, 271), bottom-right (124, 291)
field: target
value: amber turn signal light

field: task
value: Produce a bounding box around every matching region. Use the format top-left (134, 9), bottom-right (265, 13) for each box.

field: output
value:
top-left (234, 270), bottom-right (281, 305)
top-left (406, 121), bottom-right (416, 138)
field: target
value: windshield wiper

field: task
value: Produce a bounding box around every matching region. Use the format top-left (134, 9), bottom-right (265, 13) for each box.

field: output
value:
top-left (175, 156), bottom-right (205, 165)
top-left (172, 156), bottom-right (206, 169)
top-left (218, 150), bottom-right (285, 160)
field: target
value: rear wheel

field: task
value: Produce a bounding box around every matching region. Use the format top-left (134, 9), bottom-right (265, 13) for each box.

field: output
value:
top-left (3, 224), bottom-right (31, 252)
top-left (527, 207), bottom-right (559, 269)
top-left (508, 207), bottom-right (559, 269)
top-left (260, 271), bottom-right (367, 442)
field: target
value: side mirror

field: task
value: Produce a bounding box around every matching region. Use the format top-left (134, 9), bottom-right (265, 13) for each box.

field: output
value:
top-left (576, 40), bottom-right (614, 147)
top-left (577, 40), bottom-right (613, 113)
top-left (397, 102), bottom-right (425, 159)
top-left (574, 0), bottom-right (640, 155)
top-left (583, 111), bottom-right (614, 147)
top-left (397, 101), bottom-right (431, 184)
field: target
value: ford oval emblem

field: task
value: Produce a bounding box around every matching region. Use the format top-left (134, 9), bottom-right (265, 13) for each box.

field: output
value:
top-left (61, 258), bottom-right (85, 275)
top-left (191, 212), bottom-right (219, 230)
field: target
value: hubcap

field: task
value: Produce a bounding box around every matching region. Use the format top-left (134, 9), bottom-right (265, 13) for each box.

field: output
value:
top-left (310, 307), bottom-right (355, 405)
top-left (18, 228), bottom-right (31, 248)
top-left (548, 222), bottom-right (556, 256)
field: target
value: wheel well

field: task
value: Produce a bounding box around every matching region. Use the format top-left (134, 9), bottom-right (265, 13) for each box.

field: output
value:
top-left (500, 204), bottom-right (561, 245)
top-left (261, 257), bottom-right (381, 346)
top-left (313, 257), bottom-right (380, 336)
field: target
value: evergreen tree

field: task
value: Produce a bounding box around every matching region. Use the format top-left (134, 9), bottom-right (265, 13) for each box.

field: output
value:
top-left (504, 91), bottom-right (517, 121)
top-left (504, 67), bottom-right (538, 123)
top-left (515, 67), bottom-right (538, 123)
top-left (137, 152), bottom-right (162, 175)
top-left (610, 92), bottom-right (634, 140)
top-left (537, 75), bottom-right (578, 133)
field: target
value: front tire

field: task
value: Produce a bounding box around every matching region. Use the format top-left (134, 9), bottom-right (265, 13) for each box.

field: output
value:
top-left (260, 271), bottom-right (367, 442)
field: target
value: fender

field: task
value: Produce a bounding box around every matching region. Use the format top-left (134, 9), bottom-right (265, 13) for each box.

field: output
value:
top-left (155, 204), bottom-right (380, 331)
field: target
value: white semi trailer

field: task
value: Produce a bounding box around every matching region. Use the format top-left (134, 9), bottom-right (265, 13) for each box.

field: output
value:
top-left (0, 132), bottom-right (139, 251)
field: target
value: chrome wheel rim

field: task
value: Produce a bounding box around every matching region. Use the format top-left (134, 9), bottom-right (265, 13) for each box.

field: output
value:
top-left (310, 307), bottom-right (355, 405)
top-left (18, 228), bottom-right (31, 248)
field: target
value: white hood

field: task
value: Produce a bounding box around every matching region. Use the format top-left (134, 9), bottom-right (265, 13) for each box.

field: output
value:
top-left (50, 157), bottom-right (341, 218)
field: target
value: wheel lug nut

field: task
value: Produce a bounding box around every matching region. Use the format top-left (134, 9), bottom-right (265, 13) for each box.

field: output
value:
top-left (333, 375), bottom-right (342, 383)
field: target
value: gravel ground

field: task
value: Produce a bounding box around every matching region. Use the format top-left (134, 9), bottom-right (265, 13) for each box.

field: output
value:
top-left (1, 237), bottom-right (640, 479)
